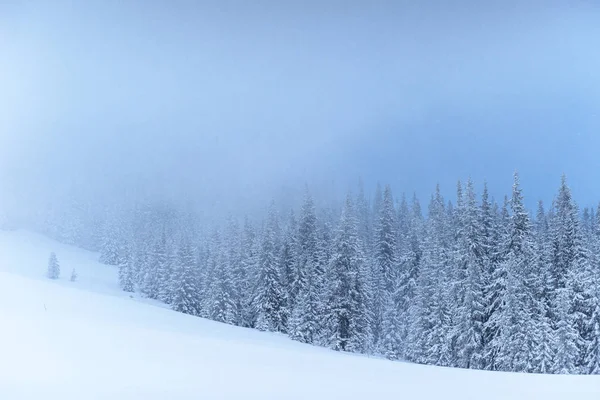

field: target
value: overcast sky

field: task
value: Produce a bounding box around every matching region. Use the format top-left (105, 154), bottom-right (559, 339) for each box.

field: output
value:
top-left (1, 1), bottom-right (600, 216)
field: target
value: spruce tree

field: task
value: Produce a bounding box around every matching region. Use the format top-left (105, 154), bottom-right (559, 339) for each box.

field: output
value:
top-left (171, 237), bottom-right (201, 316)
top-left (99, 219), bottom-right (120, 265)
top-left (531, 200), bottom-right (556, 373)
top-left (208, 230), bottom-right (237, 324)
top-left (47, 252), bottom-right (60, 279)
top-left (156, 232), bottom-right (174, 304)
top-left (586, 204), bottom-right (600, 374)
top-left (289, 188), bottom-right (323, 344)
top-left (237, 217), bottom-right (258, 327)
top-left (253, 203), bottom-right (286, 332)
top-left (409, 187), bottom-right (452, 366)
top-left (279, 211), bottom-right (298, 331)
top-left (375, 185), bottom-right (398, 355)
top-left (118, 241), bottom-right (135, 293)
top-left (550, 175), bottom-right (590, 372)
top-left (489, 173), bottom-right (537, 372)
top-left (453, 179), bottom-right (486, 369)
top-left (324, 194), bottom-right (368, 352)
top-left (141, 233), bottom-right (162, 299)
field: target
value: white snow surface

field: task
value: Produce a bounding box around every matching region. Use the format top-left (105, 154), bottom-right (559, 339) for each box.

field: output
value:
top-left (2, 230), bottom-right (600, 399)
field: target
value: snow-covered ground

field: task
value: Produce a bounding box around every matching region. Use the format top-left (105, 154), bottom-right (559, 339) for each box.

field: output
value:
top-left (2, 230), bottom-right (600, 399)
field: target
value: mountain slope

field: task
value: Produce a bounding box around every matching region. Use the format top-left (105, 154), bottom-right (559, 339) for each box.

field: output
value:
top-left (1, 230), bottom-right (600, 399)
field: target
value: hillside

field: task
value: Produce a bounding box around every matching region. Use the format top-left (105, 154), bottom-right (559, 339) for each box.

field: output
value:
top-left (1, 229), bottom-right (600, 399)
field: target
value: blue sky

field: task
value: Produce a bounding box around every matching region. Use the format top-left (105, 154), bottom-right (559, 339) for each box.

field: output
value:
top-left (1, 1), bottom-right (599, 215)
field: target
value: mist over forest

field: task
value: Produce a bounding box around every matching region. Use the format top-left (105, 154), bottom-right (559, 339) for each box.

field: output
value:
top-left (1, 1), bottom-right (600, 226)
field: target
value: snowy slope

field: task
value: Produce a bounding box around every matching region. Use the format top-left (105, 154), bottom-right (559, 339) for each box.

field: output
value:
top-left (2, 230), bottom-right (600, 399)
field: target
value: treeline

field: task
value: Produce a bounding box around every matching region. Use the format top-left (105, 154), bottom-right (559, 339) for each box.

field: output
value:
top-left (40, 174), bottom-right (600, 374)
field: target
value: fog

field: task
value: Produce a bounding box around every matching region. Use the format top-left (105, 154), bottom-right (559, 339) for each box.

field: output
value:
top-left (1, 1), bottom-right (600, 221)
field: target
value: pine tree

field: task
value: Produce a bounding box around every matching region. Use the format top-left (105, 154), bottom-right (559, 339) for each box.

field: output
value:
top-left (324, 194), bottom-right (368, 352)
top-left (279, 211), bottom-right (298, 331)
top-left (289, 188), bottom-right (323, 344)
top-left (453, 179), bottom-right (486, 369)
top-left (141, 233), bottom-right (162, 299)
top-left (483, 196), bottom-right (510, 369)
top-left (99, 218), bottom-right (120, 265)
top-left (549, 175), bottom-right (590, 373)
top-left (375, 185), bottom-right (399, 355)
top-left (47, 252), bottom-right (60, 279)
top-left (237, 217), bottom-right (257, 327)
top-left (70, 268), bottom-right (78, 282)
top-left (531, 200), bottom-right (556, 373)
top-left (156, 231), bottom-right (174, 304)
top-left (586, 204), bottom-right (600, 374)
top-left (118, 241), bottom-right (135, 292)
top-left (409, 186), bottom-right (452, 366)
top-left (480, 182), bottom-right (497, 367)
top-left (171, 237), bottom-right (201, 316)
top-left (396, 194), bottom-right (423, 358)
top-left (253, 202), bottom-right (286, 332)
top-left (220, 217), bottom-right (242, 326)
top-left (207, 230), bottom-right (237, 324)
top-left (489, 173), bottom-right (537, 372)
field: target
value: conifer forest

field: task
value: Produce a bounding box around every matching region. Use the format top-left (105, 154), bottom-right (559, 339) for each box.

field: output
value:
top-left (33, 172), bottom-right (600, 375)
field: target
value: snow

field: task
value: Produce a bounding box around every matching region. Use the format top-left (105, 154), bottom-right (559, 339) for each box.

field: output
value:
top-left (2, 230), bottom-right (600, 399)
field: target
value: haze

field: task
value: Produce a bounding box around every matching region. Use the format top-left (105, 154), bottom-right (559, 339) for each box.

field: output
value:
top-left (1, 1), bottom-right (600, 220)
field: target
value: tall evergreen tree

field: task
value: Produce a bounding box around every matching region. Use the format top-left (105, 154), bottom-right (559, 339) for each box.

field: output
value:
top-left (253, 203), bottom-right (286, 332)
top-left (118, 241), bottom-right (135, 292)
top-left (207, 230), bottom-right (237, 324)
top-left (325, 194), bottom-right (368, 352)
top-left (489, 173), bottom-right (537, 372)
top-left (377, 185), bottom-right (400, 357)
top-left (289, 187), bottom-right (323, 344)
top-left (99, 219), bottom-right (120, 265)
top-left (171, 237), bottom-right (201, 316)
top-left (453, 179), bottom-right (486, 369)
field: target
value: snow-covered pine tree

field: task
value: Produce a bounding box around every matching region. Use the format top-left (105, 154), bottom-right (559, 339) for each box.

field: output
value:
top-left (375, 185), bottom-right (400, 357)
top-left (47, 252), bottom-right (60, 279)
top-left (236, 217), bottom-right (258, 327)
top-left (409, 186), bottom-right (452, 366)
top-left (155, 231), bottom-right (174, 304)
top-left (585, 203), bottom-right (600, 374)
top-left (289, 187), bottom-right (323, 344)
top-left (355, 181), bottom-right (377, 351)
top-left (453, 178), bottom-right (486, 369)
top-left (395, 193), bottom-right (423, 359)
top-left (141, 232), bottom-right (163, 299)
top-left (279, 210), bottom-right (298, 331)
top-left (208, 230), bottom-right (237, 324)
top-left (99, 217), bottom-right (120, 265)
top-left (530, 200), bottom-right (556, 373)
top-left (118, 240), bottom-right (135, 293)
top-left (324, 194), bottom-right (368, 352)
top-left (483, 195), bottom-right (510, 369)
top-left (253, 202), bottom-right (286, 332)
top-left (490, 173), bottom-right (537, 372)
top-left (549, 175), bottom-right (590, 373)
top-left (70, 268), bottom-right (78, 282)
top-left (171, 236), bottom-right (201, 316)
top-left (225, 217), bottom-right (244, 326)
top-left (479, 182), bottom-right (497, 368)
